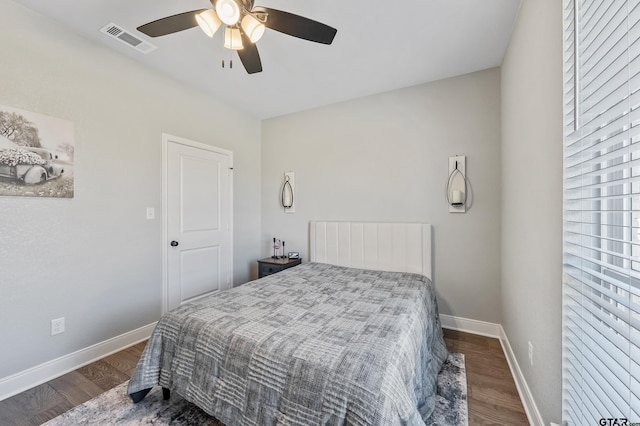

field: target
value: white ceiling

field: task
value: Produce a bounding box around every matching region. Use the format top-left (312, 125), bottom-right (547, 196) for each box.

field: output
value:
top-left (13, 0), bottom-right (522, 119)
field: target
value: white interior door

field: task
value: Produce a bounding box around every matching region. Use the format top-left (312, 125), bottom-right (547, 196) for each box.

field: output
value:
top-left (163, 134), bottom-right (233, 312)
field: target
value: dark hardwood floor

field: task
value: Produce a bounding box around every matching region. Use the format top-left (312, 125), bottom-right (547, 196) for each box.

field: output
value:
top-left (0, 330), bottom-right (528, 425)
top-left (0, 342), bottom-right (146, 426)
top-left (443, 329), bottom-right (529, 425)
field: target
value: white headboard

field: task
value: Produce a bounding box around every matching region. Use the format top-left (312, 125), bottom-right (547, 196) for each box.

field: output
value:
top-left (309, 221), bottom-right (433, 281)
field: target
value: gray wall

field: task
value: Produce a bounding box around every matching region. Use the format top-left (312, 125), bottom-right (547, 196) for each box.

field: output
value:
top-left (0, 1), bottom-right (261, 379)
top-left (501, 0), bottom-right (563, 423)
top-left (261, 68), bottom-right (503, 324)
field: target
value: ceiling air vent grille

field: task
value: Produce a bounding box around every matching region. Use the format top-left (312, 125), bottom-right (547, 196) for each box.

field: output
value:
top-left (100, 23), bottom-right (157, 54)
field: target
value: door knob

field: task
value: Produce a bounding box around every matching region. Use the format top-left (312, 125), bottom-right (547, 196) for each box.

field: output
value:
top-left (170, 241), bottom-right (179, 247)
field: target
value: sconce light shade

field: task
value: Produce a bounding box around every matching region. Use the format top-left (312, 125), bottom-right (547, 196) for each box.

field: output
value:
top-left (241, 14), bottom-right (266, 43)
top-left (281, 171), bottom-right (295, 213)
top-left (224, 27), bottom-right (244, 50)
top-left (451, 190), bottom-right (464, 205)
top-left (447, 155), bottom-right (467, 213)
top-left (215, 0), bottom-right (241, 25)
top-left (196, 10), bottom-right (222, 38)
top-left (282, 178), bottom-right (293, 208)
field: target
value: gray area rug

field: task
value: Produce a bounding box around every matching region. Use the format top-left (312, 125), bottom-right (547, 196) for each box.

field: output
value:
top-left (44, 353), bottom-right (467, 426)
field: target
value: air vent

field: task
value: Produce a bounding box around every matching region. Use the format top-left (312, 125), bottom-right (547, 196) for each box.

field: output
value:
top-left (100, 23), bottom-right (157, 54)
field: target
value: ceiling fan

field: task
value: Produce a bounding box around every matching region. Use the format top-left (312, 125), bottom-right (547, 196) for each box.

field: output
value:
top-left (137, 0), bottom-right (337, 74)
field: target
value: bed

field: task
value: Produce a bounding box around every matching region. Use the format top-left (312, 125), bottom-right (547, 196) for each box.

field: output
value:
top-left (128, 222), bottom-right (448, 425)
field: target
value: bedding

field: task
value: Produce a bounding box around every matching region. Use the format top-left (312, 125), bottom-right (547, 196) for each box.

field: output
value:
top-left (128, 262), bottom-right (448, 425)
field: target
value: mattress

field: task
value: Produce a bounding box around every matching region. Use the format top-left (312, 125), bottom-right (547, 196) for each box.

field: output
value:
top-left (128, 262), bottom-right (448, 425)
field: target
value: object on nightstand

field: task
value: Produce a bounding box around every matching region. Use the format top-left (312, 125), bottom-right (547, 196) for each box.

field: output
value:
top-left (272, 238), bottom-right (280, 259)
top-left (288, 252), bottom-right (300, 259)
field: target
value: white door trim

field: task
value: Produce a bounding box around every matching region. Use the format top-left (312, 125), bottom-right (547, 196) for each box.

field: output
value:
top-left (161, 133), bottom-right (233, 314)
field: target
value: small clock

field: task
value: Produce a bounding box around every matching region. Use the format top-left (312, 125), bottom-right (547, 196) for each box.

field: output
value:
top-left (288, 252), bottom-right (300, 259)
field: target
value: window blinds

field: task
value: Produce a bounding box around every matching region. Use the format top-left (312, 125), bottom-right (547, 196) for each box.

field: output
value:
top-left (563, 0), bottom-right (640, 424)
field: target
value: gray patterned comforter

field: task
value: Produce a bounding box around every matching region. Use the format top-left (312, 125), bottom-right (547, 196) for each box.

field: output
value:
top-left (128, 262), bottom-right (448, 425)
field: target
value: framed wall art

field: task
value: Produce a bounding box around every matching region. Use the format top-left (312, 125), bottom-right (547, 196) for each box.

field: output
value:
top-left (0, 104), bottom-right (74, 198)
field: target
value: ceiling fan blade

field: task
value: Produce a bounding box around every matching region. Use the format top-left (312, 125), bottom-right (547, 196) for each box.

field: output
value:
top-left (137, 9), bottom-right (208, 37)
top-left (238, 30), bottom-right (263, 74)
top-left (253, 7), bottom-right (337, 45)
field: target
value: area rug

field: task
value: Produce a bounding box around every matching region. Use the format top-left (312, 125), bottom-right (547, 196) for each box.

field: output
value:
top-left (44, 353), bottom-right (467, 426)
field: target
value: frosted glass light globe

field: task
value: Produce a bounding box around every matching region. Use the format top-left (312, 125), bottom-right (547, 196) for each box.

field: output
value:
top-left (216, 0), bottom-right (241, 25)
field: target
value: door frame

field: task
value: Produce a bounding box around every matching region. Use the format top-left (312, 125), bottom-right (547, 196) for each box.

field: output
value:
top-left (161, 133), bottom-right (233, 314)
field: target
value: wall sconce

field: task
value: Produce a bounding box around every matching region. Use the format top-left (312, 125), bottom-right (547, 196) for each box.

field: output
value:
top-left (447, 155), bottom-right (467, 213)
top-left (281, 171), bottom-right (295, 213)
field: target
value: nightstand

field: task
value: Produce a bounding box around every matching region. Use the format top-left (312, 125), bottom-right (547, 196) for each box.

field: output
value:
top-left (257, 257), bottom-right (302, 278)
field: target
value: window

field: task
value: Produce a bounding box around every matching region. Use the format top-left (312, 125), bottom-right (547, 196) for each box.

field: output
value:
top-left (563, 0), bottom-right (640, 424)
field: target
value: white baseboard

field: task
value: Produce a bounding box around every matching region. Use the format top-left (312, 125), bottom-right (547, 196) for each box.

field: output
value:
top-left (440, 313), bottom-right (502, 338)
top-left (498, 325), bottom-right (545, 426)
top-left (440, 314), bottom-right (544, 426)
top-left (0, 322), bottom-right (156, 401)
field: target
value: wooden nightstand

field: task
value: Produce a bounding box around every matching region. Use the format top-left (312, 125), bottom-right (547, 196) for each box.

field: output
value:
top-left (257, 257), bottom-right (302, 278)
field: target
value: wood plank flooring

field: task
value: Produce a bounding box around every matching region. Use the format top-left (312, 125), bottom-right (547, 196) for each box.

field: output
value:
top-left (443, 329), bottom-right (529, 425)
top-left (0, 342), bottom-right (146, 426)
top-left (0, 330), bottom-right (528, 425)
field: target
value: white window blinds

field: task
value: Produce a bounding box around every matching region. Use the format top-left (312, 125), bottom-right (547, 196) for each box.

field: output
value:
top-left (563, 0), bottom-right (640, 424)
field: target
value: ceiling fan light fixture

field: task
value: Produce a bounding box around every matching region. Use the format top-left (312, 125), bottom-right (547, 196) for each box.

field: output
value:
top-left (224, 26), bottom-right (244, 50)
top-left (137, 2), bottom-right (338, 74)
top-left (241, 14), bottom-right (265, 43)
top-left (196, 10), bottom-right (222, 37)
top-left (215, 0), bottom-right (241, 25)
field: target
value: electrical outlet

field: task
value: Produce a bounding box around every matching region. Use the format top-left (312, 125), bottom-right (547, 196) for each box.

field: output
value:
top-left (51, 317), bottom-right (65, 335)
top-left (528, 341), bottom-right (534, 366)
